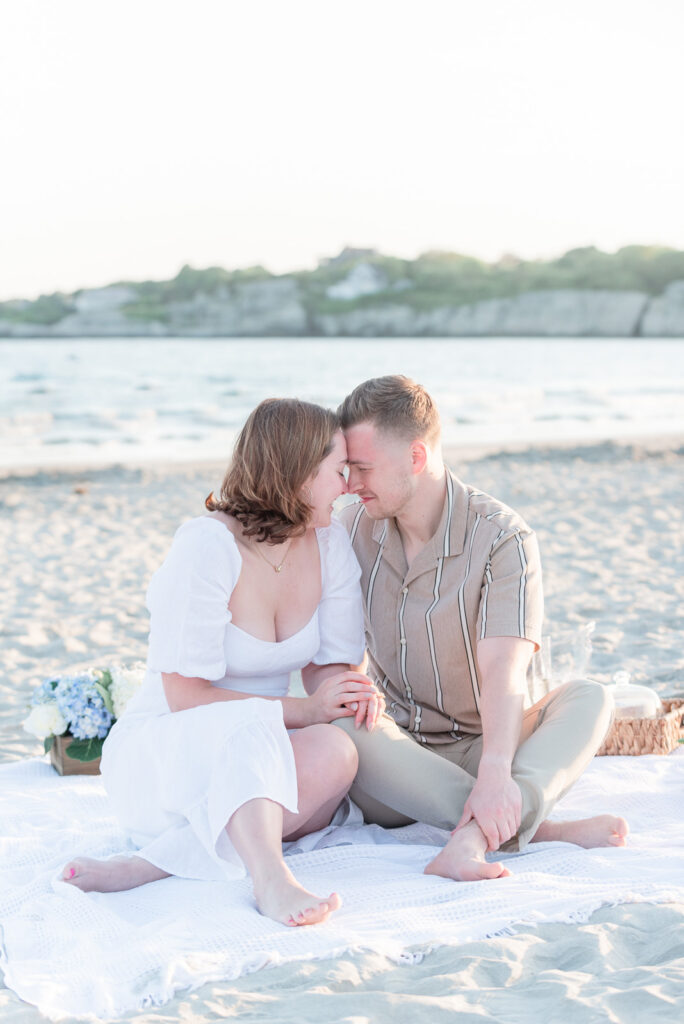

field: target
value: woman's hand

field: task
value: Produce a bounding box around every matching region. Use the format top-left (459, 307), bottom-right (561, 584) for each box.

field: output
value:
top-left (345, 690), bottom-right (386, 732)
top-left (306, 672), bottom-right (382, 730)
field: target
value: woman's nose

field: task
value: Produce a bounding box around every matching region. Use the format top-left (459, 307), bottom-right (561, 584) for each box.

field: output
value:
top-left (346, 467), bottom-right (360, 492)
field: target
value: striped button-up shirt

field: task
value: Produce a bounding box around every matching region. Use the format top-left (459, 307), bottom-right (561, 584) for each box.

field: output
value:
top-left (339, 469), bottom-right (543, 743)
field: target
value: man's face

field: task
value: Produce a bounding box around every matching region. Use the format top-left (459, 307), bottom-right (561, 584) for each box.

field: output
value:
top-left (344, 421), bottom-right (415, 519)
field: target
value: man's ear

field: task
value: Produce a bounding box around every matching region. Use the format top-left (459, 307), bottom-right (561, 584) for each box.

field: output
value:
top-left (409, 441), bottom-right (428, 474)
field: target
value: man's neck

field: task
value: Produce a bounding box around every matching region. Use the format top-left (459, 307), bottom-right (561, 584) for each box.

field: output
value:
top-left (395, 465), bottom-right (447, 566)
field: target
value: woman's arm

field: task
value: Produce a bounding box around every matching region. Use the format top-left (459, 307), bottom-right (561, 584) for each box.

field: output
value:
top-left (162, 670), bottom-right (377, 729)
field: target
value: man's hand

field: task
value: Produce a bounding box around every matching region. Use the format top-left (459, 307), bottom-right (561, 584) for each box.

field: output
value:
top-left (463, 636), bottom-right (534, 850)
top-left (455, 764), bottom-right (522, 851)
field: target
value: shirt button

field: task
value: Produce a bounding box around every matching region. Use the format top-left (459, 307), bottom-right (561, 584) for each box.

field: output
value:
top-left (402, 587), bottom-right (408, 595)
top-left (400, 638), bottom-right (407, 645)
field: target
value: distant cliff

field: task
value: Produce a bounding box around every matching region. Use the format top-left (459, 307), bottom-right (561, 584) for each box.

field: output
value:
top-left (2, 245), bottom-right (684, 338)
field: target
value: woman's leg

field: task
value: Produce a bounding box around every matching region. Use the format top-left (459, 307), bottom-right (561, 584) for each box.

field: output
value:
top-left (282, 723), bottom-right (359, 840)
top-left (228, 724), bottom-right (357, 925)
top-left (227, 797), bottom-right (340, 926)
top-left (61, 855), bottom-right (170, 892)
top-left (224, 724), bottom-right (356, 926)
top-left (63, 723), bottom-right (358, 899)
top-left (226, 724), bottom-right (355, 926)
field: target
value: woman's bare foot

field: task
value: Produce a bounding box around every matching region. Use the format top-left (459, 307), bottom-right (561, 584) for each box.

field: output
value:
top-left (532, 815), bottom-right (629, 848)
top-left (424, 820), bottom-right (511, 882)
top-left (253, 864), bottom-right (341, 926)
top-left (61, 855), bottom-right (170, 892)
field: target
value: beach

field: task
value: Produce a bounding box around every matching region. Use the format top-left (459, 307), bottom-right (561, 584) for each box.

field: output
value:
top-left (1, 438), bottom-right (683, 1022)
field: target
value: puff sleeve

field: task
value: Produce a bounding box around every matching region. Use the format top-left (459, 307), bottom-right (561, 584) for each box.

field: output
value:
top-left (312, 518), bottom-right (365, 666)
top-left (146, 518), bottom-right (241, 680)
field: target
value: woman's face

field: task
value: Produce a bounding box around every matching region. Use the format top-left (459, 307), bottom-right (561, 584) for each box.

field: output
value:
top-left (304, 431), bottom-right (349, 527)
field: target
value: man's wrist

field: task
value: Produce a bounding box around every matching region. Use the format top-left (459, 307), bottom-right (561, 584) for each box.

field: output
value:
top-left (478, 754), bottom-right (513, 777)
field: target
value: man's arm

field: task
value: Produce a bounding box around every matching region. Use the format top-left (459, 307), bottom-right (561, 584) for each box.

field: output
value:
top-left (455, 635), bottom-right (534, 849)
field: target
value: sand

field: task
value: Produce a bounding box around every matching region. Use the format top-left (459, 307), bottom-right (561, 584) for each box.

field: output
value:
top-left (1, 439), bottom-right (683, 1022)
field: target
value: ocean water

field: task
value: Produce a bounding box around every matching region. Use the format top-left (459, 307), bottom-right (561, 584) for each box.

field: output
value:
top-left (1, 337), bottom-right (683, 470)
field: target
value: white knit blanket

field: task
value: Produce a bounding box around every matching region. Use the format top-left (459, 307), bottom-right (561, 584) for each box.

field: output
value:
top-left (1, 751), bottom-right (683, 1021)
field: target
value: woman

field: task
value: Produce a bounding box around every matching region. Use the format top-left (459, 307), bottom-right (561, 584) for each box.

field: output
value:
top-left (62, 399), bottom-right (382, 928)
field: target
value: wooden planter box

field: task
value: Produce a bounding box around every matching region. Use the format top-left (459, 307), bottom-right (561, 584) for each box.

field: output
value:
top-left (50, 735), bottom-right (102, 776)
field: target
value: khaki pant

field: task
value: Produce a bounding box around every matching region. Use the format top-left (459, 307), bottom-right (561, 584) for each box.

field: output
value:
top-left (333, 679), bottom-right (613, 850)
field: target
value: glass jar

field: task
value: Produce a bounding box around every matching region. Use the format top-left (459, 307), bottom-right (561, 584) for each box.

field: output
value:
top-left (609, 671), bottom-right (663, 719)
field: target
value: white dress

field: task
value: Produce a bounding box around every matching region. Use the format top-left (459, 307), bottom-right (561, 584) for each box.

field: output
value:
top-left (100, 515), bottom-right (365, 881)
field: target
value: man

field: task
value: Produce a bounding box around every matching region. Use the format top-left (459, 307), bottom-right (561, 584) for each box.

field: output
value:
top-left (333, 375), bottom-right (626, 882)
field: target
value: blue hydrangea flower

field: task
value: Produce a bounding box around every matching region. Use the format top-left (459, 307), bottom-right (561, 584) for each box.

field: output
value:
top-left (31, 678), bottom-right (60, 707)
top-left (54, 673), bottom-right (113, 740)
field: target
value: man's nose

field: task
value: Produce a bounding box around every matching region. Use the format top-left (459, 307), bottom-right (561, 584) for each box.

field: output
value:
top-left (347, 467), bottom-right (363, 492)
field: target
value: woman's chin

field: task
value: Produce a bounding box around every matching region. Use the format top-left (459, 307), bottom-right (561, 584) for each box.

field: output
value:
top-left (310, 507), bottom-right (333, 529)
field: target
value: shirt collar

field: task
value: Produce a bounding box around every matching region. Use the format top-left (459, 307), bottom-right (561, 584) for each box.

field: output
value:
top-left (370, 468), bottom-right (470, 579)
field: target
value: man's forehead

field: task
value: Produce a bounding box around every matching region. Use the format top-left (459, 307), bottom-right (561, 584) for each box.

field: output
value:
top-left (344, 421), bottom-right (399, 463)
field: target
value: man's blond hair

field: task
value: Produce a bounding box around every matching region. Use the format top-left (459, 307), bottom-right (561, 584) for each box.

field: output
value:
top-left (338, 375), bottom-right (441, 444)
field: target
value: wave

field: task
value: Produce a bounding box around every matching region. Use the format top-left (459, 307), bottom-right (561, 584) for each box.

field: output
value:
top-left (2, 337), bottom-right (683, 468)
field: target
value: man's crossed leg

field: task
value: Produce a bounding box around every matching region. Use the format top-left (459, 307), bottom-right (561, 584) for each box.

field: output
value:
top-left (335, 679), bottom-right (627, 880)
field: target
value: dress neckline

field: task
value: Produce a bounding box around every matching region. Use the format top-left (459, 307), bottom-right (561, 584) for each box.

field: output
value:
top-left (226, 609), bottom-right (318, 646)
top-left (202, 516), bottom-right (325, 644)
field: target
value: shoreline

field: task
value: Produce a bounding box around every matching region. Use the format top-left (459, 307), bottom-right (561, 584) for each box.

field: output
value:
top-left (1, 431), bottom-right (682, 484)
top-left (3, 335), bottom-right (684, 342)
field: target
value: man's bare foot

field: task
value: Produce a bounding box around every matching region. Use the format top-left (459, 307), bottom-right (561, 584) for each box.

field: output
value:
top-left (61, 855), bottom-right (170, 892)
top-left (424, 820), bottom-right (511, 882)
top-left (532, 815), bottom-right (629, 849)
top-left (253, 865), bottom-right (341, 926)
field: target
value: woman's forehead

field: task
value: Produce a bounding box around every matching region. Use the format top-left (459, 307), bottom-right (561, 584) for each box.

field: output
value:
top-left (330, 430), bottom-right (348, 460)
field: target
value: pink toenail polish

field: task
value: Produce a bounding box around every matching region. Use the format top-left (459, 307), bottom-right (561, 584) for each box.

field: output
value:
top-left (69, 868), bottom-right (75, 877)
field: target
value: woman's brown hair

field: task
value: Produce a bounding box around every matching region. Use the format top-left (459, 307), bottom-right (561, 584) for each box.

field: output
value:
top-left (205, 398), bottom-right (340, 543)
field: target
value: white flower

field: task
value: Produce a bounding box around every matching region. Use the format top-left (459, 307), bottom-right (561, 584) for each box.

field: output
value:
top-left (23, 703), bottom-right (68, 739)
top-left (108, 662), bottom-right (146, 719)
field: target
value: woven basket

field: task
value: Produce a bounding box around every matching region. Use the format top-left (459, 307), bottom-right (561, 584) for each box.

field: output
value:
top-left (597, 698), bottom-right (684, 756)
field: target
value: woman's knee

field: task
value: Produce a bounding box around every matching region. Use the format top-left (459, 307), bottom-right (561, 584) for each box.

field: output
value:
top-left (321, 724), bottom-right (358, 784)
top-left (293, 723), bottom-right (358, 788)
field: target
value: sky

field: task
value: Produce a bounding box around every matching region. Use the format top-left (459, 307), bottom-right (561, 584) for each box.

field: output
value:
top-left (1, 0), bottom-right (683, 300)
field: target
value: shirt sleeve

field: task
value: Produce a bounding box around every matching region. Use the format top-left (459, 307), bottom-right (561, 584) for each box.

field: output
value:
top-left (146, 518), bottom-right (241, 680)
top-left (476, 528), bottom-right (543, 650)
top-left (312, 518), bottom-right (365, 666)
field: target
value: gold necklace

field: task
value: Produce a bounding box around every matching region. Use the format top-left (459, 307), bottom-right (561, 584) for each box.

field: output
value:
top-left (253, 539), bottom-right (292, 573)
